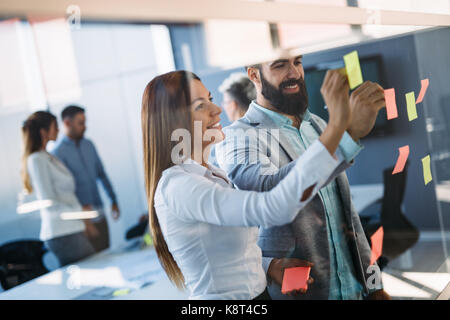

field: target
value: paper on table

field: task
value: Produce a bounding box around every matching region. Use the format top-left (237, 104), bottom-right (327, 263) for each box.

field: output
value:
top-left (281, 266), bottom-right (311, 294)
top-left (416, 79), bottom-right (429, 104)
top-left (370, 226), bottom-right (384, 266)
top-left (422, 155), bottom-right (432, 185)
top-left (406, 91), bottom-right (418, 121)
top-left (343, 50), bottom-right (363, 90)
top-left (392, 145), bottom-right (409, 175)
top-left (384, 88), bottom-right (398, 120)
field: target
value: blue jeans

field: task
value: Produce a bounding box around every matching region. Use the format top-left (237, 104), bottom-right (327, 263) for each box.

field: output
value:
top-left (45, 232), bottom-right (95, 267)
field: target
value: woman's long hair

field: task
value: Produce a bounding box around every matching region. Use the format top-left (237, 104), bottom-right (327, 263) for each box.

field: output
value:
top-left (21, 111), bottom-right (56, 193)
top-left (141, 71), bottom-right (200, 289)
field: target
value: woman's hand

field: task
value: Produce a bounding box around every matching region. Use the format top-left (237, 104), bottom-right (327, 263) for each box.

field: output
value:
top-left (267, 258), bottom-right (314, 295)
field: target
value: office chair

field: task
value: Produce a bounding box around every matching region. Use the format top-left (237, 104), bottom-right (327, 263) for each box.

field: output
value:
top-left (360, 162), bottom-right (419, 269)
top-left (0, 240), bottom-right (49, 290)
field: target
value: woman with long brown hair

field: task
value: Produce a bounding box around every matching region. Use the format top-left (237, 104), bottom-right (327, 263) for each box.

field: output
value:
top-left (21, 111), bottom-right (95, 267)
top-left (142, 70), bottom-right (351, 299)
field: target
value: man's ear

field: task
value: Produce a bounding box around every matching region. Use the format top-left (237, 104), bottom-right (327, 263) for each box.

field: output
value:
top-left (63, 118), bottom-right (71, 127)
top-left (247, 67), bottom-right (260, 85)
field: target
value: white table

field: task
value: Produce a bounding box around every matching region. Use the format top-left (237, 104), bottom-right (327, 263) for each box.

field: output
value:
top-left (0, 240), bottom-right (188, 300)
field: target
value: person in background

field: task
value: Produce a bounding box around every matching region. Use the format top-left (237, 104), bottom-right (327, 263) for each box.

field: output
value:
top-left (51, 105), bottom-right (120, 253)
top-left (209, 73), bottom-right (257, 167)
top-left (21, 111), bottom-right (95, 267)
top-left (141, 70), bottom-right (352, 299)
top-left (219, 72), bottom-right (256, 122)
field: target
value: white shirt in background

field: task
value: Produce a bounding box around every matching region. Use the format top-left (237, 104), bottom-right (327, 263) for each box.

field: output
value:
top-left (27, 151), bottom-right (85, 241)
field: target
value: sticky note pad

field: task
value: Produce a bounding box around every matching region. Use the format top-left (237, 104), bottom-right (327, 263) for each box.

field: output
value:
top-left (113, 288), bottom-right (131, 297)
top-left (405, 91), bottom-right (417, 121)
top-left (384, 88), bottom-right (398, 120)
top-left (422, 155), bottom-right (432, 185)
top-left (343, 50), bottom-right (363, 89)
top-left (370, 226), bottom-right (384, 265)
top-left (416, 78), bottom-right (429, 104)
top-left (281, 266), bottom-right (311, 294)
top-left (392, 145), bottom-right (409, 175)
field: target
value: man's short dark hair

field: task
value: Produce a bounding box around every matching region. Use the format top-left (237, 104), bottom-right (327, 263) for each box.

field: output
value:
top-left (61, 105), bottom-right (85, 120)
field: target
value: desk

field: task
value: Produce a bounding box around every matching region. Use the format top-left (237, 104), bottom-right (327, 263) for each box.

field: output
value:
top-left (0, 240), bottom-right (188, 300)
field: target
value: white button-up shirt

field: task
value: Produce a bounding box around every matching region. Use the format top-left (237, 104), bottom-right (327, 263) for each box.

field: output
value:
top-left (154, 139), bottom-right (340, 299)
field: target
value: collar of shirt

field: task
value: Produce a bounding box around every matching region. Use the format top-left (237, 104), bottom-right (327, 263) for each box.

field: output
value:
top-left (250, 100), bottom-right (312, 127)
top-left (62, 135), bottom-right (84, 146)
top-left (180, 158), bottom-right (231, 185)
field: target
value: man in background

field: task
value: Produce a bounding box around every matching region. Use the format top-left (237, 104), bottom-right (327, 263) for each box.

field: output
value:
top-left (219, 72), bottom-right (256, 122)
top-left (51, 105), bottom-right (120, 252)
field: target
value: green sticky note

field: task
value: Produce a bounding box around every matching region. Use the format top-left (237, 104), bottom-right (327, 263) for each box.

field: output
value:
top-left (422, 155), bottom-right (432, 185)
top-left (113, 288), bottom-right (130, 297)
top-left (406, 91), bottom-right (417, 121)
top-left (343, 50), bottom-right (363, 89)
top-left (143, 233), bottom-right (153, 246)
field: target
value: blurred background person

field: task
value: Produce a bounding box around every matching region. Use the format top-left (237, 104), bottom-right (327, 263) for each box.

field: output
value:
top-left (21, 111), bottom-right (95, 267)
top-left (51, 105), bottom-right (120, 253)
top-left (218, 72), bottom-right (256, 122)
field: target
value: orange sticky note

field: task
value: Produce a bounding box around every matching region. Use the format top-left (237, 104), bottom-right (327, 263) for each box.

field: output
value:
top-left (416, 78), bottom-right (429, 104)
top-left (384, 88), bottom-right (398, 120)
top-left (422, 155), bottom-right (432, 185)
top-left (370, 226), bottom-right (384, 265)
top-left (392, 145), bottom-right (409, 175)
top-left (281, 267), bottom-right (311, 294)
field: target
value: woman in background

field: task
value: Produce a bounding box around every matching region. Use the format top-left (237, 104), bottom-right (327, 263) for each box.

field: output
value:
top-left (141, 70), bottom-right (351, 299)
top-left (21, 111), bottom-right (95, 267)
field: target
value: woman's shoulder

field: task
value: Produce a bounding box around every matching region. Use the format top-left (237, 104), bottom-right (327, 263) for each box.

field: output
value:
top-left (27, 151), bottom-right (50, 164)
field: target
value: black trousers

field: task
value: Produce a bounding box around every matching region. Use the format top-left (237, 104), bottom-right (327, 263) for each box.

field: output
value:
top-left (253, 288), bottom-right (272, 300)
top-left (86, 216), bottom-right (110, 253)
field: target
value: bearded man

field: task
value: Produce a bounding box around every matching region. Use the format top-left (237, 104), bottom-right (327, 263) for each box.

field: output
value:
top-left (216, 54), bottom-right (390, 300)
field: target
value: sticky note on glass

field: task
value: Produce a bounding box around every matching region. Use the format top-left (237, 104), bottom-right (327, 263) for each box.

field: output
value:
top-left (416, 78), bottom-right (429, 104)
top-left (370, 226), bottom-right (384, 265)
top-left (343, 50), bottom-right (363, 89)
top-left (281, 266), bottom-right (311, 294)
top-left (422, 155), bottom-right (432, 185)
top-left (392, 145), bottom-right (409, 175)
top-left (384, 88), bottom-right (398, 120)
top-left (405, 91), bottom-right (417, 121)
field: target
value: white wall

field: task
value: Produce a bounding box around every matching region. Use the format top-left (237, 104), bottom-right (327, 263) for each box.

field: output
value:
top-left (0, 23), bottom-right (173, 248)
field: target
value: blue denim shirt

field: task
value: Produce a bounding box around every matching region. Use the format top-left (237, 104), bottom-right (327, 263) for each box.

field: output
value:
top-left (253, 104), bottom-right (364, 299)
top-left (50, 136), bottom-right (117, 209)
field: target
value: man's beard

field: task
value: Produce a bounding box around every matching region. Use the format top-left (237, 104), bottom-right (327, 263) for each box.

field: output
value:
top-left (260, 71), bottom-right (309, 118)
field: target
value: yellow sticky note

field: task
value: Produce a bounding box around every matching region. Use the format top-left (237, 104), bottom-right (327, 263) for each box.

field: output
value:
top-left (421, 155), bottom-right (432, 185)
top-left (343, 50), bottom-right (363, 89)
top-left (405, 91), bottom-right (417, 121)
top-left (143, 233), bottom-right (153, 246)
top-left (113, 288), bottom-right (130, 297)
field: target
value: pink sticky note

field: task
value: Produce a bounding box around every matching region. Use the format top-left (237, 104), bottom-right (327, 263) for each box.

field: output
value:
top-left (392, 145), bottom-right (410, 175)
top-left (281, 267), bottom-right (311, 294)
top-left (370, 227), bottom-right (384, 265)
top-left (416, 78), bottom-right (429, 104)
top-left (384, 88), bottom-right (398, 120)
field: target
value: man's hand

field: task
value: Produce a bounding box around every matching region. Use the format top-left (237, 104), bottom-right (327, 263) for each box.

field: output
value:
top-left (84, 220), bottom-right (99, 238)
top-left (267, 258), bottom-right (314, 296)
top-left (366, 289), bottom-right (391, 300)
top-left (112, 203), bottom-right (120, 220)
top-left (347, 81), bottom-right (386, 141)
top-left (321, 69), bottom-right (352, 132)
